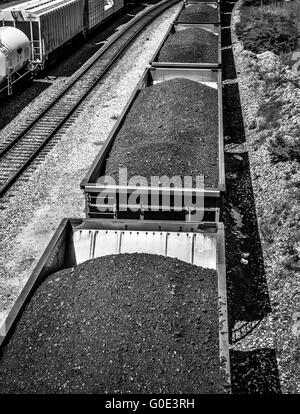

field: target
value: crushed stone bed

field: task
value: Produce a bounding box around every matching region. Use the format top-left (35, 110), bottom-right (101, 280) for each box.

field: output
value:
top-left (228, 0), bottom-right (300, 394)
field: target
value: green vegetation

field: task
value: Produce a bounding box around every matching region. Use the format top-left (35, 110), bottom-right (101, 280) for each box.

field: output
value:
top-left (260, 195), bottom-right (300, 270)
top-left (235, 1), bottom-right (299, 55)
top-left (246, 62), bottom-right (300, 163)
top-left (236, 1), bottom-right (300, 270)
top-left (268, 127), bottom-right (300, 163)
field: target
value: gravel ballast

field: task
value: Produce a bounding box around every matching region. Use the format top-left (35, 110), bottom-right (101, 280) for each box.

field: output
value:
top-left (177, 4), bottom-right (219, 23)
top-left (0, 253), bottom-right (224, 394)
top-left (105, 78), bottom-right (219, 188)
top-left (158, 28), bottom-right (218, 63)
top-left (227, 0), bottom-right (300, 394)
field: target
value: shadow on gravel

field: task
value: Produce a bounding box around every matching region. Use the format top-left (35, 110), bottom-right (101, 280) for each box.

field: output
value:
top-left (223, 83), bottom-right (244, 142)
top-left (221, 1), bottom-right (279, 393)
top-left (221, 12), bottom-right (232, 28)
top-left (230, 349), bottom-right (281, 394)
top-left (223, 147), bottom-right (271, 325)
top-left (221, 2), bottom-right (271, 336)
top-left (0, 0), bottom-right (162, 130)
top-left (221, 27), bottom-right (237, 80)
top-left (0, 80), bottom-right (51, 130)
top-left (221, 26), bottom-right (233, 49)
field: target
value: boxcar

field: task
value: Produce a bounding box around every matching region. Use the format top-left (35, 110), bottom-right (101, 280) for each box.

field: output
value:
top-left (0, 0), bottom-right (86, 68)
top-left (0, 0), bottom-right (127, 70)
top-left (85, 0), bottom-right (125, 32)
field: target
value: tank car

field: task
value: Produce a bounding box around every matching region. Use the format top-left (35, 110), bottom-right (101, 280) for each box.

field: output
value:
top-left (0, 26), bottom-right (31, 95)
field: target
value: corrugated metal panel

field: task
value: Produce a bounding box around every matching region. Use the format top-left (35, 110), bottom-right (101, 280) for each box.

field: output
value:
top-left (28, 0), bottom-right (76, 15)
top-left (40, 0), bottom-right (85, 56)
top-left (0, 0), bottom-right (85, 58)
top-left (103, 0), bottom-right (124, 20)
top-left (87, 0), bottom-right (124, 30)
top-left (73, 228), bottom-right (217, 269)
top-left (87, 0), bottom-right (104, 30)
top-left (0, 1), bottom-right (58, 21)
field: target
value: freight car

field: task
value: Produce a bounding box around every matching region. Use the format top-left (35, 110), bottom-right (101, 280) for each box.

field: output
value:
top-left (0, 218), bottom-right (231, 393)
top-left (150, 23), bottom-right (221, 68)
top-left (0, 0), bottom-right (133, 95)
top-left (0, 26), bottom-right (31, 95)
top-left (175, 1), bottom-right (220, 25)
top-left (0, 0), bottom-right (230, 394)
top-left (81, 66), bottom-right (224, 222)
top-left (0, 0), bottom-right (33, 9)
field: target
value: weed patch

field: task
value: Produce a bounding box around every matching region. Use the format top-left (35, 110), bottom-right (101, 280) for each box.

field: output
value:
top-left (235, 3), bottom-right (298, 55)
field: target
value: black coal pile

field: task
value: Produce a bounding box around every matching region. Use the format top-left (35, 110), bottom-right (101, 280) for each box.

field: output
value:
top-left (105, 78), bottom-right (219, 188)
top-left (177, 4), bottom-right (219, 23)
top-left (158, 28), bottom-right (218, 63)
top-left (0, 253), bottom-right (224, 394)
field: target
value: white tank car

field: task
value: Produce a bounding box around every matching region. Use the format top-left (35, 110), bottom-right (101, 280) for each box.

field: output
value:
top-left (0, 26), bottom-right (31, 85)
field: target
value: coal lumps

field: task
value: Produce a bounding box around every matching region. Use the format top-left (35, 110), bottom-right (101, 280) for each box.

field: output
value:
top-left (0, 253), bottom-right (224, 394)
top-left (105, 78), bottom-right (219, 188)
top-left (158, 28), bottom-right (218, 63)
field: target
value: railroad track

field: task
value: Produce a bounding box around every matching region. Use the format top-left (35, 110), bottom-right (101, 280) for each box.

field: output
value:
top-left (0, 0), bottom-right (180, 198)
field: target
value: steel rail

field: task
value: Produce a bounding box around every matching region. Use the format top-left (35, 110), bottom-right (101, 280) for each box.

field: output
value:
top-left (0, 0), bottom-right (181, 198)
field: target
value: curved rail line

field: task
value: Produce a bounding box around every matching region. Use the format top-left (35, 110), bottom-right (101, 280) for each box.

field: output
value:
top-left (0, 0), bottom-right (180, 198)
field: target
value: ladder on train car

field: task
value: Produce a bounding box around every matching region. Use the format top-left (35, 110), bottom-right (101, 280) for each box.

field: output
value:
top-left (29, 39), bottom-right (45, 71)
